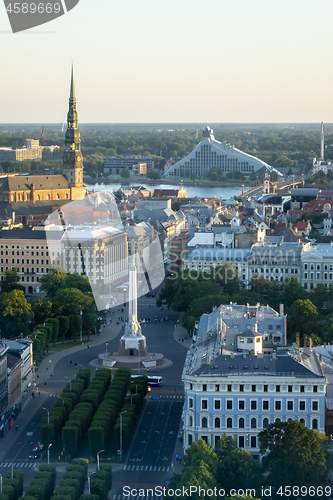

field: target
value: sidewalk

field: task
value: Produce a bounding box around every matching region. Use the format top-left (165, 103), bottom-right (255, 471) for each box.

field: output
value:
top-left (37, 311), bottom-right (125, 382)
top-left (172, 316), bottom-right (192, 350)
top-left (169, 315), bottom-right (190, 475)
top-left (0, 311), bottom-right (126, 456)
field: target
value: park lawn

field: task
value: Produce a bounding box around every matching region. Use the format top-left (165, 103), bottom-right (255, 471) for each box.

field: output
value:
top-left (49, 339), bottom-right (90, 352)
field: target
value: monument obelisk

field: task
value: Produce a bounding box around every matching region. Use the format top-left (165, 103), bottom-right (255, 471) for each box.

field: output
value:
top-left (118, 246), bottom-right (148, 356)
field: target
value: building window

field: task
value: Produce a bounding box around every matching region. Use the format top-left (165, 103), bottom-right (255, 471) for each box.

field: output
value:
top-left (251, 436), bottom-right (257, 448)
top-left (288, 385), bottom-right (293, 393)
top-left (275, 400), bottom-right (281, 411)
top-left (287, 400), bottom-right (294, 411)
top-left (227, 384), bottom-right (232, 392)
top-left (239, 436), bottom-right (244, 448)
top-left (299, 401), bottom-right (306, 411)
top-left (226, 400), bottom-right (233, 410)
top-left (300, 385), bottom-right (304, 393)
top-left (263, 418), bottom-right (269, 429)
top-left (214, 417), bottom-right (220, 428)
top-left (189, 398), bottom-right (193, 409)
top-left (239, 384), bottom-right (244, 392)
top-left (189, 415), bottom-right (193, 427)
top-left (188, 434), bottom-right (193, 446)
top-left (276, 385), bottom-right (280, 392)
top-left (313, 386), bottom-right (318, 393)
top-left (201, 399), bottom-right (208, 410)
top-left (252, 385), bottom-right (256, 392)
top-left (238, 400), bottom-right (245, 410)
top-left (312, 401), bottom-right (318, 411)
top-left (250, 400), bottom-right (257, 410)
top-left (251, 418), bottom-right (257, 429)
top-left (275, 418), bottom-right (281, 423)
top-left (264, 385), bottom-right (268, 392)
top-left (214, 400), bottom-right (221, 410)
top-left (239, 417), bottom-right (245, 428)
top-left (300, 418), bottom-right (305, 425)
top-left (202, 417), bottom-right (208, 428)
top-left (202, 384), bottom-right (207, 392)
top-left (227, 417), bottom-right (232, 428)
top-left (312, 419), bottom-right (318, 430)
top-left (215, 384), bottom-right (219, 392)
top-left (263, 400), bottom-right (269, 411)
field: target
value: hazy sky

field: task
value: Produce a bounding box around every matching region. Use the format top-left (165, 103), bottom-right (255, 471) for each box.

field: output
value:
top-left (1, 0), bottom-right (332, 123)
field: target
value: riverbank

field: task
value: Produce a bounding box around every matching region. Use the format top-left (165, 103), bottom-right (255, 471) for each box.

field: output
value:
top-left (84, 176), bottom-right (249, 189)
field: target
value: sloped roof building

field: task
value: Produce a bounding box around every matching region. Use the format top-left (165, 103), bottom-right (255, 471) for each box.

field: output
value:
top-left (164, 127), bottom-right (281, 178)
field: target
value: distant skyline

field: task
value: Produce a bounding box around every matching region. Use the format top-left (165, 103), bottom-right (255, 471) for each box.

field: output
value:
top-left (1, 0), bottom-right (332, 124)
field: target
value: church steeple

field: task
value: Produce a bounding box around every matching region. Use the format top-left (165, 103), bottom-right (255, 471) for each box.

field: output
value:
top-left (70, 63), bottom-right (75, 102)
top-left (63, 61), bottom-right (84, 193)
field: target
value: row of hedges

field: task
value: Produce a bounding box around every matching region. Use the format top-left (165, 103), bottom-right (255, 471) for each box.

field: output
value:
top-left (50, 458), bottom-right (112, 500)
top-left (88, 367), bottom-right (131, 453)
top-left (18, 465), bottom-right (56, 500)
top-left (0, 469), bottom-right (23, 500)
top-left (114, 375), bottom-right (149, 450)
top-left (51, 458), bottom-right (89, 500)
top-left (40, 369), bottom-right (91, 447)
top-left (62, 369), bottom-right (112, 457)
top-left (89, 465), bottom-right (112, 500)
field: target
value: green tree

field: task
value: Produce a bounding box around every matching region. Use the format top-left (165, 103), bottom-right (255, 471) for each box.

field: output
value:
top-left (40, 269), bottom-right (67, 298)
top-left (120, 169), bottom-right (130, 179)
top-left (57, 316), bottom-right (70, 342)
top-left (52, 288), bottom-right (92, 316)
top-left (287, 299), bottom-right (318, 340)
top-left (61, 274), bottom-right (92, 294)
top-left (259, 421), bottom-right (328, 490)
top-left (0, 290), bottom-right (32, 337)
top-left (213, 264), bottom-right (243, 295)
top-left (1, 269), bottom-right (24, 293)
top-left (310, 282), bottom-right (328, 310)
top-left (69, 315), bottom-right (82, 341)
top-left (32, 297), bottom-right (53, 325)
top-left (146, 169), bottom-right (160, 179)
top-left (283, 278), bottom-right (308, 308)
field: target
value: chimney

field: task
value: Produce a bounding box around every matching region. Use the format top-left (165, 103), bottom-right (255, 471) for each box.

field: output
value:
top-left (304, 337), bottom-right (307, 347)
top-left (309, 338), bottom-right (313, 351)
top-left (324, 342), bottom-right (327, 350)
top-left (296, 332), bottom-right (300, 348)
top-left (254, 322), bottom-right (258, 332)
top-left (279, 303), bottom-right (284, 316)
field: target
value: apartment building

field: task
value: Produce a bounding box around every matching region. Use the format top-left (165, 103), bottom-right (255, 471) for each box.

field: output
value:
top-left (182, 303), bottom-right (325, 456)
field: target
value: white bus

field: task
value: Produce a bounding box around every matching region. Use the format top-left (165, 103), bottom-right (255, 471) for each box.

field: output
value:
top-left (131, 375), bottom-right (162, 386)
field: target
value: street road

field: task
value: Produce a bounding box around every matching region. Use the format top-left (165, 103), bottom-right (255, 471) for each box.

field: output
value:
top-left (1, 293), bottom-right (188, 492)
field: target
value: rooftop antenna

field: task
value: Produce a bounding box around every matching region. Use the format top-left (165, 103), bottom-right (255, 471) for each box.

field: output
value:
top-left (320, 122), bottom-right (325, 160)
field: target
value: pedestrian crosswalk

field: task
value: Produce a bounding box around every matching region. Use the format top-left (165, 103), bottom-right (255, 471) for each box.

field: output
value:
top-left (123, 464), bottom-right (170, 472)
top-left (114, 496), bottom-right (162, 500)
top-left (148, 395), bottom-right (184, 400)
top-left (49, 394), bottom-right (59, 397)
top-left (0, 462), bottom-right (37, 468)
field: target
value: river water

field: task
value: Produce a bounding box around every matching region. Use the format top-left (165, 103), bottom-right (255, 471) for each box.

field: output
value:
top-left (87, 183), bottom-right (243, 200)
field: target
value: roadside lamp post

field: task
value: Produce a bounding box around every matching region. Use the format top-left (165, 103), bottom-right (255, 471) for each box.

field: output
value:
top-left (48, 443), bottom-right (52, 465)
top-left (42, 407), bottom-right (49, 424)
top-left (97, 449), bottom-right (105, 471)
top-left (87, 472), bottom-right (95, 494)
top-left (120, 410), bottom-right (127, 463)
